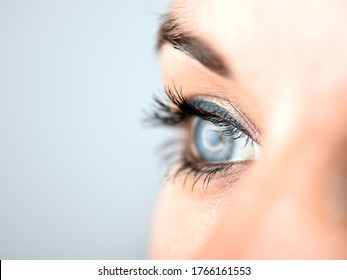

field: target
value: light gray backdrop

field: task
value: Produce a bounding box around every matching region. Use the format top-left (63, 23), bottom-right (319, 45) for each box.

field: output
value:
top-left (0, 0), bottom-right (171, 259)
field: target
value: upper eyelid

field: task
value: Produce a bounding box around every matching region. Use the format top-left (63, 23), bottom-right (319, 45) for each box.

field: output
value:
top-left (146, 85), bottom-right (261, 144)
top-left (166, 86), bottom-right (261, 143)
top-left (188, 98), bottom-right (250, 136)
top-left (188, 95), bottom-right (262, 144)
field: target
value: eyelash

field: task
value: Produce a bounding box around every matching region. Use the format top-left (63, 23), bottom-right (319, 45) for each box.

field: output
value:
top-left (146, 86), bottom-right (254, 190)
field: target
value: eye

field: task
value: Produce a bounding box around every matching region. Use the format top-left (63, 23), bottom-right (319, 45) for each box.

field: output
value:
top-left (145, 87), bottom-right (262, 187)
top-left (191, 117), bottom-right (260, 164)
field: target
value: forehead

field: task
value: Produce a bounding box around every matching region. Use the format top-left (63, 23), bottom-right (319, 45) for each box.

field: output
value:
top-left (171, 0), bottom-right (347, 47)
top-left (171, 0), bottom-right (347, 98)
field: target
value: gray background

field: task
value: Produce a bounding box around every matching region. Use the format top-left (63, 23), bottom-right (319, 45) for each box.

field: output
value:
top-left (0, 0), bottom-right (171, 259)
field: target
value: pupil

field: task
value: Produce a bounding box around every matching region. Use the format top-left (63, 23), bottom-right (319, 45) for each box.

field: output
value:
top-left (206, 130), bottom-right (224, 151)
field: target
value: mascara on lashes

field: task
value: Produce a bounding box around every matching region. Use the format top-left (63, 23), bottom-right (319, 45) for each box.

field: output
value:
top-left (187, 98), bottom-right (251, 138)
top-left (147, 87), bottom-right (256, 142)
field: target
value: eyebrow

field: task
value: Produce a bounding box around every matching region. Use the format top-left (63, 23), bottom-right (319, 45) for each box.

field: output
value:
top-left (157, 15), bottom-right (230, 77)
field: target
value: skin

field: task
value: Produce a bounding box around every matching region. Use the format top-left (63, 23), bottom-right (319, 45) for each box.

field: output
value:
top-left (151, 0), bottom-right (347, 259)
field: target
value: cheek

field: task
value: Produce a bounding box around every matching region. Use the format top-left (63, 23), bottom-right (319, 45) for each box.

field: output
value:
top-left (150, 178), bottom-right (232, 259)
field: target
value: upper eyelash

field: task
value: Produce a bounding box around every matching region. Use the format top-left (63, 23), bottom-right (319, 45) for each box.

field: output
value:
top-left (145, 85), bottom-right (200, 126)
top-left (146, 85), bottom-right (251, 137)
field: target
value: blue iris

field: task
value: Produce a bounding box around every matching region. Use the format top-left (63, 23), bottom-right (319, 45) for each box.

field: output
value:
top-left (193, 118), bottom-right (235, 162)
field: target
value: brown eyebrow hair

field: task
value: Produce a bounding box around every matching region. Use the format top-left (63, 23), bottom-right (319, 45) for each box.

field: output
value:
top-left (157, 15), bottom-right (230, 77)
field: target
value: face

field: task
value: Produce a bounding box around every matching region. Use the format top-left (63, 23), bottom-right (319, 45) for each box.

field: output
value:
top-left (150, 0), bottom-right (347, 259)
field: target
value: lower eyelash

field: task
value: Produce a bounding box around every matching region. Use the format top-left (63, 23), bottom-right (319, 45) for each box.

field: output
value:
top-left (174, 157), bottom-right (232, 191)
top-left (160, 135), bottom-right (247, 192)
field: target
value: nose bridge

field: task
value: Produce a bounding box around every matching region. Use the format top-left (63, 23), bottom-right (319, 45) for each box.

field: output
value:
top-left (264, 81), bottom-right (347, 182)
top-left (198, 90), bottom-right (347, 259)
top-left (242, 92), bottom-right (347, 258)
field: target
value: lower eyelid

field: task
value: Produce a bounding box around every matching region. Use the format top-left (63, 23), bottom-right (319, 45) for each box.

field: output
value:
top-left (165, 124), bottom-right (257, 190)
top-left (169, 156), bottom-right (252, 193)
